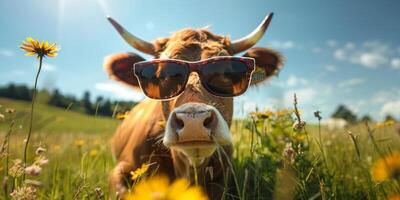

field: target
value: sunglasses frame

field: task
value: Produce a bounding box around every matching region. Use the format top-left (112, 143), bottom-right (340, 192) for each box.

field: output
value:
top-left (133, 56), bottom-right (256, 100)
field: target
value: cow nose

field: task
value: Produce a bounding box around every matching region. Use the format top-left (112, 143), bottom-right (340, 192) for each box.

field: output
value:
top-left (172, 110), bottom-right (216, 130)
top-left (170, 109), bottom-right (217, 141)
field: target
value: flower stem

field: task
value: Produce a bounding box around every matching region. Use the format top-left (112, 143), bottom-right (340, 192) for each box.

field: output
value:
top-left (193, 165), bottom-right (198, 186)
top-left (23, 56), bottom-right (43, 180)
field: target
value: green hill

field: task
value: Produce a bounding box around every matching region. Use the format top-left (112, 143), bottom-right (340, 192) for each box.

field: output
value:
top-left (0, 97), bottom-right (121, 134)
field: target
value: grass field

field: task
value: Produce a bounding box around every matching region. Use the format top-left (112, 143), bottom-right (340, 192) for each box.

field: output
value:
top-left (0, 97), bottom-right (399, 199)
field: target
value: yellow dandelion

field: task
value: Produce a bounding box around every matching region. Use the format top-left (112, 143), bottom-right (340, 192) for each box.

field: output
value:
top-left (20, 37), bottom-right (60, 173)
top-left (250, 110), bottom-right (274, 120)
top-left (385, 120), bottom-right (395, 126)
top-left (259, 111), bottom-right (274, 119)
top-left (125, 175), bottom-right (208, 200)
top-left (372, 152), bottom-right (400, 182)
top-left (296, 134), bottom-right (306, 141)
top-left (375, 120), bottom-right (395, 129)
top-left (374, 123), bottom-right (385, 129)
top-left (89, 149), bottom-right (99, 157)
top-left (131, 163), bottom-right (150, 181)
top-left (264, 110), bottom-right (275, 117)
top-left (116, 112), bottom-right (130, 120)
top-left (20, 37), bottom-right (58, 58)
top-left (277, 108), bottom-right (297, 117)
top-left (74, 139), bottom-right (85, 147)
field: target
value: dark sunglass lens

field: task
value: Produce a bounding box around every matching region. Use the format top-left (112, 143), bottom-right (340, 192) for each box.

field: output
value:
top-left (138, 62), bottom-right (188, 99)
top-left (200, 60), bottom-right (250, 96)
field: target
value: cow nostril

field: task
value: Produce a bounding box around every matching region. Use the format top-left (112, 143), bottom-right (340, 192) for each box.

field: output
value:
top-left (203, 111), bottom-right (216, 129)
top-left (172, 112), bottom-right (184, 130)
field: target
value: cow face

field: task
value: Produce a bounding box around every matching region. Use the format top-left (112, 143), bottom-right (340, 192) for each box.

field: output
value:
top-left (104, 14), bottom-right (284, 166)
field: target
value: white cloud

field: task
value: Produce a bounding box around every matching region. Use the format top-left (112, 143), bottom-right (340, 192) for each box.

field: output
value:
top-left (96, 0), bottom-right (112, 16)
top-left (312, 47), bottom-right (322, 53)
top-left (345, 42), bottom-right (355, 50)
top-left (325, 65), bottom-right (337, 72)
top-left (371, 88), bottom-right (400, 104)
top-left (338, 78), bottom-right (365, 88)
top-left (269, 40), bottom-right (295, 49)
top-left (41, 63), bottom-right (56, 71)
top-left (327, 40), bottom-right (337, 48)
top-left (379, 100), bottom-right (400, 118)
top-left (391, 58), bottom-right (400, 69)
top-left (242, 101), bottom-right (257, 114)
top-left (95, 82), bottom-right (144, 101)
top-left (363, 41), bottom-right (390, 52)
top-left (286, 75), bottom-right (308, 87)
top-left (332, 41), bottom-right (391, 69)
top-left (0, 49), bottom-right (15, 57)
top-left (234, 95), bottom-right (282, 118)
top-left (284, 88), bottom-right (316, 106)
top-left (334, 49), bottom-right (346, 60)
top-left (339, 87), bottom-right (400, 120)
top-left (354, 52), bottom-right (387, 68)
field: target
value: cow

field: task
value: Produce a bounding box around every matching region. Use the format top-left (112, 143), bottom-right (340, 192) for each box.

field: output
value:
top-left (104, 13), bottom-right (284, 199)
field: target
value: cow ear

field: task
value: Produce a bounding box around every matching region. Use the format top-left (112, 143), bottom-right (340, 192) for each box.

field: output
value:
top-left (242, 47), bottom-right (284, 85)
top-left (103, 52), bottom-right (146, 89)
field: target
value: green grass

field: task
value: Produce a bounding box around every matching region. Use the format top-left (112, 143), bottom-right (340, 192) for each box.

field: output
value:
top-left (0, 98), bottom-right (120, 199)
top-left (0, 98), bottom-right (120, 134)
top-left (0, 98), bottom-right (399, 199)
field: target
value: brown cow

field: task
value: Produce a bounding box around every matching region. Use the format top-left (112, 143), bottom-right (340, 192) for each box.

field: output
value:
top-left (104, 13), bottom-right (284, 199)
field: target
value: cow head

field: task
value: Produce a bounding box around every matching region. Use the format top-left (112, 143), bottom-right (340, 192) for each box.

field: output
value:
top-left (104, 14), bottom-right (284, 166)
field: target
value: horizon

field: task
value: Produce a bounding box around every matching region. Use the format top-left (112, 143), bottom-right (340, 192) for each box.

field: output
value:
top-left (1, 0), bottom-right (399, 121)
top-left (1, 82), bottom-right (386, 122)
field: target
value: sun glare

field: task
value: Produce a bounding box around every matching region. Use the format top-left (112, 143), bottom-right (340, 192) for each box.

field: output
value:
top-left (96, 0), bottom-right (112, 16)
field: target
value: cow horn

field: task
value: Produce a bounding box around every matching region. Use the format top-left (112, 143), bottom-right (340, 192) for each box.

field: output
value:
top-left (107, 16), bottom-right (156, 55)
top-left (231, 13), bottom-right (274, 54)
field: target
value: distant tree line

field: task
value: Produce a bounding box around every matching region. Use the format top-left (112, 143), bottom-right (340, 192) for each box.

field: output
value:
top-left (0, 84), bottom-right (32, 101)
top-left (330, 104), bottom-right (397, 123)
top-left (0, 83), bottom-right (137, 117)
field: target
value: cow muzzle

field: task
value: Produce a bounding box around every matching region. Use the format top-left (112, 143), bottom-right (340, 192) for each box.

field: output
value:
top-left (163, 103), bottom-right (232, 165)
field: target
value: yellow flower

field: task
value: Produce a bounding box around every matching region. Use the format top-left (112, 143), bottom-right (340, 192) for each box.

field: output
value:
top-left (372, 152), bottom-right (400, 182)
top-left (296, 134), bottom-right (306, 141)
top-left (277, 108), bottom-right (296, 117)
top-left (74, 139), bottom-right (85, 147)
top-left (20, 37), bottom-right (58, 58)
top-left (116, 112), bottom-right (130, 120)
top-left (130, 164), bottom-right (150, 181)
top-left (250, 110), bottom-right (275, 120)
top-left (125, 175), bottom-right (208, 200)
top-left (374, 123), bottom-right (385, 129)
top-left (385, 120), bottom-right (395, 126)
top-left (89, 149), bottom-right (99, 157)
top-left (375, 120), bottom-right (395, 129)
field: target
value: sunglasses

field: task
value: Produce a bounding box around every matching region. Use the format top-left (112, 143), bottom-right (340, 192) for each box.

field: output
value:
top-left (133, 56), bottom-right (255, 100)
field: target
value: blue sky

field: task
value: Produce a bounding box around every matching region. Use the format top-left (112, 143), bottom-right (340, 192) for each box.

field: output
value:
top-left (1, 0), bottom-right (399, 121)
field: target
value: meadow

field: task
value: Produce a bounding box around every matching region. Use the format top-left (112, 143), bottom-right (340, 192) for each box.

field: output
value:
top-left (0, 97), bottom-right (399, 200)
